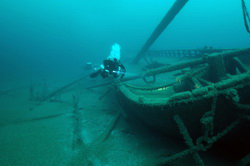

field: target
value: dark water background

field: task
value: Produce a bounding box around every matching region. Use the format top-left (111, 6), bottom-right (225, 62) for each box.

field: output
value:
top-left (0, 0), bottom-right (250, 87)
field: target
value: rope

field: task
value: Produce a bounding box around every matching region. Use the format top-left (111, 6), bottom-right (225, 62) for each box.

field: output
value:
top-left (160, 93), bottom-right (243, 165)
top-left (242, 0), bottom-right (250, 33)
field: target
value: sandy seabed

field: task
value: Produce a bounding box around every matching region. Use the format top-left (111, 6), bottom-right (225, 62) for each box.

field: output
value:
top-left (0, 58), bottom-right (243, 166)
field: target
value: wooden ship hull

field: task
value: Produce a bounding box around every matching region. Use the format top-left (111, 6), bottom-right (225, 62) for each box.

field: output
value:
top-left (116, 48), bottom-right (250, 159)
top-left (117, 71), bottom-right (250, 137)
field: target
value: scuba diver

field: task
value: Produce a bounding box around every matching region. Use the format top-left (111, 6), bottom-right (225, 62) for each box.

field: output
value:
top-left (89, 43), bottom-right (126, 79)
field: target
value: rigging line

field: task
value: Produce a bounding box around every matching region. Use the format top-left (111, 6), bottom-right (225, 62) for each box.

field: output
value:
top-left (242, 0), bottom-right (250, 33)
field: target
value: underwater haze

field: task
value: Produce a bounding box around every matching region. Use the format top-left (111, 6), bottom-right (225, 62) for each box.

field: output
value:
top-left (0, 0), bottom-right (250, 86)
top-left (0, 0), bottom-right (250, 166)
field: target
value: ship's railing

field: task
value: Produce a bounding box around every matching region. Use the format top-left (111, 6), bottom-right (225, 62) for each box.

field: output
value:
top-left (145, 48), bottom-right (233, 58)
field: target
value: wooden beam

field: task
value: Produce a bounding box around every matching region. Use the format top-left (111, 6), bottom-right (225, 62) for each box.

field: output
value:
top-left (133, 0), bottom-right (189, 64)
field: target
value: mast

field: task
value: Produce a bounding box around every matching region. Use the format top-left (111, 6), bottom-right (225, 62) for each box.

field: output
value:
top-left (133, 0), bottom-right (189, 64)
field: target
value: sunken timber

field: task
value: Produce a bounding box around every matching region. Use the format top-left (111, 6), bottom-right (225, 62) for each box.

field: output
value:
top-left (116, 48), bottom-right (250, 160)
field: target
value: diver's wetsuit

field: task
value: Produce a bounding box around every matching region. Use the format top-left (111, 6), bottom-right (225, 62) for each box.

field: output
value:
top-left (90, 59), bottom-right (126, 79)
